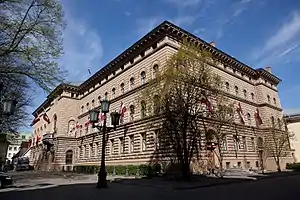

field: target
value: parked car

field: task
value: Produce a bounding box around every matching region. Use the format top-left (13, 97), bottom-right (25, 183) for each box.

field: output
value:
top-left (0, 172), bottom-right (13, 188)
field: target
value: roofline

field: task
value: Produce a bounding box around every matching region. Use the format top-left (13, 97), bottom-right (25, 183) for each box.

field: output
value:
top-left (32, 20), bottom-right (282, 116)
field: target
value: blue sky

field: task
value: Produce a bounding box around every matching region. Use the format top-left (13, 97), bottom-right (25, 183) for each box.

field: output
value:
top-left (30, 0), bottom-right (300, 127)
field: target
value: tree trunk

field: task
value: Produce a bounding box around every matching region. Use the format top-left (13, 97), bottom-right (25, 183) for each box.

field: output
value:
top-left (182, 161), bottom-right (191, 180)
top-left (276, 158), bottom-right (281, 172)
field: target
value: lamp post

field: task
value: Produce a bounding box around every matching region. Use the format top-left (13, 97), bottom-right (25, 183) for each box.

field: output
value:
top-left (89, 99), bottom-right (121, 188)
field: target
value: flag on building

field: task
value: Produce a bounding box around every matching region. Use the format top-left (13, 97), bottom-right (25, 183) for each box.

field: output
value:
top-left (119, 102), bottom-right (127, 124)
top-left (254, 108), bottom-right (263, 125)
top-left (43, 112), bottom-right (50, 124)
top-left (236, 103), bottom-right (245, 124)
top-left (30, 113), bottom-right (40, 126)
top-left (200, 91), bottom-right (213, 114)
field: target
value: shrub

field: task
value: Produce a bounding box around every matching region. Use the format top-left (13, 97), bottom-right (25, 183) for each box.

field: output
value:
top-left (286, 163), bottom-right (300, 171)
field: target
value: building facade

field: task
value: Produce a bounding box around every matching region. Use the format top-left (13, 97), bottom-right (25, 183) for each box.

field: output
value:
top-left (6, 133), bottom-right (30, 163)
top-left (29, 21), bottom-right (293, 172)
top-left (284, 114), bottom-right (300, 163)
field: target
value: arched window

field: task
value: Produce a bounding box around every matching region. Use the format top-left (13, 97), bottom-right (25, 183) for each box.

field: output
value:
top-left (251, 93), bottom-right (255, 101)
top-left (68, 120), bottom-right (75, 135)
top-left (104, 92), bottom-right (108, 99)
top-left (273, 97), bottom-right (276, 105)
top-left (257, 137), bottom-right (263, 149)
top-left (129, 105), bottom-right (135, 121)
top-left (247, 113), bottom-right (251, 125)
top-left (86, 102), bottom-right (90, 111)
top-left (153, 95), bottom-right (160, 114)
top-left (271, 116), bottom-right (275, 127)
top-left (267, 95), bottom-right (270, 103)
top-left (243, 89), bottom-right (247, 98)
top-left (65, 150), bottom-right (73, 165)
top-left (112, 88), bottom-right (116, 98)
top-left (235, 86), bottom-right (239, 96)
top-left (97, 96), bottom-right (101, 104)
top-left (130, 77), bottom-right (135, 89)
top-left (91, 99), bottom-right (95, 108)
top-left (140, 71), bottom-right (146, 84)
top-left (81, 105), bottom-right (84, 113)
top-left (120, 83), bottom-right (125, 94)
top-left (225, 82), bottom-right (230, 92)
top-left (140, 101), bottom-right (146, 118)
top-left (153, 64), bottom-right (159, 77)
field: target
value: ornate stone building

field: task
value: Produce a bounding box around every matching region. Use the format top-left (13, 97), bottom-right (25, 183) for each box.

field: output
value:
top-left (29, 21), bottom-right (292, 172)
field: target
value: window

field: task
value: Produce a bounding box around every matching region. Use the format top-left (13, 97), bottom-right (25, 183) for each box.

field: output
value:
top-left (130, 77), bottom-right (135, 89)
top-left (247, 113), bottom-right (251, 125)
top-left (129, 105), bottom-right (135, 121)
top-left (225, 82), bottom-right (229, 92)
top-left (110, 139), bottom-right (114, 155)
top-left (255, 161), bottom-right (259, 168)
top-left (233, 69), bottom-right (236, 74)
top-left (237, 162), bottom-right (241, 168)
top-left (267, 95), bottom-right (270, 103)
top-left (91, 99), bottom-right (95, 108)
top-left (120, 83), bottom-right (125, 94)
top-left (22, 135), bottom-right (25, 139)
top-left (226, 162), bottom-right (230, 169)
top-left (53, 114), bottom-right (57, 132)
top-left (86, 103), bottom-right (90, 111)
top-left (66, 150), bottom-right (73, 165)
top-left (129, 135), bottom-right (134, 153)
top-left (249, 77), bottom-right (252, 82)
top-left (140, 101), bottom-right (146, 118)
top-left (112, 88), bottom-right (116, 98)
top-left (153, 95), bottom-right (160, 114)
top-left (271, 116), bottom-right (275, 127)
top-left (97, 96), bottom-right (101, 104)
top-left (235, 86), bottom-right (239, 96)
top-left (9, 147), bottom-right (12, 151)
top-left (221, 136), bottom-right (227, 151)
top-left (95, 142), bottom-right (99, 156)
top-left (243, 89), bottom-right (247, 98)
top-left (242, 136), bottom-right (247, 151)
top-left (140, 71), bottom-right (146, 84)
top-left (246, 162), bottom-right (251, 169)
top-left (119, 137), bottom-right (124, 154)
top-left (153, 64), bottom-right (159, 77)
top-left (154, 130), bottom-right (160, 149)
top-left (251, 93), bottom-right (255, 101)
top-left (8, 153), bottom-right (11, 157)
top-left (104, 92), bottom-right (108, 99)
top-left (273, 98), bottom-right (276, 105)
top-left (277, 118), bottom-right (282, 129)
top-left (141, 133), bottom-right (147, 151)
top-left (251, 137), bottom-right (255, 151)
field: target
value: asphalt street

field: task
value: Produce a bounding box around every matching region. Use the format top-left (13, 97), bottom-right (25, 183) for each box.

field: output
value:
top-left (0, 173), bottom-right (300, 200)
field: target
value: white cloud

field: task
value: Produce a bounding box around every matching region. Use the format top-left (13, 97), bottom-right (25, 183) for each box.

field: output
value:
top-left (263, 12), bottom-right (300, 53)
top-left (171, 15), bottom-right (199, 26)
top-left (125, 11), bottom-right (132, 16)
top-left (251, 12), bottom-right (300, 67)
top-left (166, 0), bottom-right (202, 7)
top-left (60, 12), bottom-right (103, 82)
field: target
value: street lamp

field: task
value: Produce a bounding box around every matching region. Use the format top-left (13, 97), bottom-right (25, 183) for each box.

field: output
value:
top-left (2, 99), bottom-right (17, 115)
top-left (89, 99), bottom-right (121, 188)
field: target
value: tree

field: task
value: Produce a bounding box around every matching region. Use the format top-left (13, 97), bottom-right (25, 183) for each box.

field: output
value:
top-left (204, 94), bottom-right (235, 177)
top-left (140, 40), bottom-right (222, 179)
top-left (263, 118), bottom-right (294, 172)
top-left (0, 0), bottom-right (66, 93)
top-left (0, 75), bottom-right (31, 133)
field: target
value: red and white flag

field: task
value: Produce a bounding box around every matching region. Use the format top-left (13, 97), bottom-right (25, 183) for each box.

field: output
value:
top-left (119, 102), bottom-right (127, 124)
top-left (30, 113), bottom-right (40, 126)
top-left (200, 91), bottom-right (213, 114)
top-left (254, 108), bottom-right (263, 125)
top-left (43, 113), bottom-right (50, 124)
top-left (236, 103), bottom-right (245, 124)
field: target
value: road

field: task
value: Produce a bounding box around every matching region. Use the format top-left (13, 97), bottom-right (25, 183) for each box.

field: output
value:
top-left (0, 172), bottom-right (300, 200)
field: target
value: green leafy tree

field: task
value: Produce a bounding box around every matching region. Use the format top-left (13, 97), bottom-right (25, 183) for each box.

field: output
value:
top-left (0, 0), bottom-right (66, 92)
top-left (140, 40), bottom-right (223, 179)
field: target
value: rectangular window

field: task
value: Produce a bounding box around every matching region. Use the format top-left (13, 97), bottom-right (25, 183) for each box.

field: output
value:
top-left (141, 133), bottom-right (147, 151)
top-left (221, 136), bottom-right (227, 151)
top-left (129, 135), bottom-right (134, 153)
top-left (226, 162), bottom-right (230, 169)
top-left (251, 137), bottom-right (255, 151)
top-left (110, 139), bottom-right (114, 155)
top-left (237, 162), bottom-right (241, 168)
top-left (119, 137), bottom-right (124, 154)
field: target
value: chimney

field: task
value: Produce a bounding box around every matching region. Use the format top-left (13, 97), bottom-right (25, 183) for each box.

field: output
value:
top-left (265, 66), bottom-right (272, 74)
top-left (209, 41), bottom-right (216, 47)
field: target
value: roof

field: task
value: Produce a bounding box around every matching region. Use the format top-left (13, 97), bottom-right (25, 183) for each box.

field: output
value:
top-left (32, 20), bottom-right (282, 116)
top-left (284, 113), bottom-right (300, 123)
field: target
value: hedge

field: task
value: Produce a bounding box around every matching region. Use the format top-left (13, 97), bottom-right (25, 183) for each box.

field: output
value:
top-left (73, 164), bottom-right (161, 177)
top-left (286, 163), bottom-right (300, 171)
